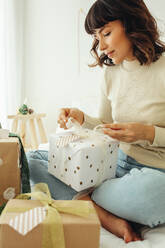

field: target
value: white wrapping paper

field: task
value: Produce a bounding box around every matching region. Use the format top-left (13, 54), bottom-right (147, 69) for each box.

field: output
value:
top-left (48, 120), bottom-right (119, 192)
top-left (2, 207), bottom-right (47, 235)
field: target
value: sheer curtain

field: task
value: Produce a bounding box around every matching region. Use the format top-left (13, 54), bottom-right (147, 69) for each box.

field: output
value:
top-left (0, 0), bottom-right (24, 128)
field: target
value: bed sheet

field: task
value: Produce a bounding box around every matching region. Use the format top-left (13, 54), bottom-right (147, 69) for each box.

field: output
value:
top-left (100, 225), bottom-right (165, 248)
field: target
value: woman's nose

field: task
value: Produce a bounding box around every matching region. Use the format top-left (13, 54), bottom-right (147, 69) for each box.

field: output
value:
top-left (99, 39), bottom-right (107, 51)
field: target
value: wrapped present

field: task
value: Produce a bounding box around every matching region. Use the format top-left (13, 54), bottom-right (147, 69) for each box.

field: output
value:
top-left (0, 138), bottom-right (21, 205)
top-left (0, 183), bottom-right (100, 248)
top-left (48, 121), bottom-right (119, 192)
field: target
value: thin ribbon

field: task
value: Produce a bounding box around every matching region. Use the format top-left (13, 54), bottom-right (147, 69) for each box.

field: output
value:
top-left (53, 119), bottom-right (119, 188)
top-left (3, 183), bottom-right (90, 248)
top-left (57, 117), bottom-right (116, 141)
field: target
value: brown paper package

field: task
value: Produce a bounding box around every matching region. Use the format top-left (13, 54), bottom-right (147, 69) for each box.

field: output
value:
top-left (0, 199), bottom-right (101, 248)
top-left (0, 138), bottom-right (21, 205)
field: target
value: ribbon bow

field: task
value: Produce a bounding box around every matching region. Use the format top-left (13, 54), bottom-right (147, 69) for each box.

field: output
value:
top-left (56, 117), bottom-right (116, 148)
top-left (5, 183), bottom-right (90, 248)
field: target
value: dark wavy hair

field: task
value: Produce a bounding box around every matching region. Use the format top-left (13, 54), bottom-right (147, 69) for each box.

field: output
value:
top-left (85, 0), bottom-right (165, 67)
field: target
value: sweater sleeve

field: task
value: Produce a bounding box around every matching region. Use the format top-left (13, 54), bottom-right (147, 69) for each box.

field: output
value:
top-left (149, 126), bottom-right (165, 147)
top-left (82, 68), bottom-right (113, 129)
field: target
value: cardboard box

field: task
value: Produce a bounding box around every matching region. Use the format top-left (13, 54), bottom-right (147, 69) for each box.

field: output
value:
top-left (0, 138), bottom-right (21, 205)
top-left (0, 199), bottom-right (100, 248)
top-left (48, 133), bottom-right (119, 191)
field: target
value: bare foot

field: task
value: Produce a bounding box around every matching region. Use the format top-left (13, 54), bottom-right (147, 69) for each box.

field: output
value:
top-left (76, 194), bottom-right (142, 243)
top-left (104, 217), bottom-right (142, 243)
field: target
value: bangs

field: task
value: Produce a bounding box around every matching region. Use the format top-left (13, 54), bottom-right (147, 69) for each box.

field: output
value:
top-left (85, 1), bottom-right (118, 35)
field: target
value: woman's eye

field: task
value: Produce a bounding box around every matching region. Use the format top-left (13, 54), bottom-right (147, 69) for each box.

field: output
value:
top-left (103, 32), bottom-right (111, 37)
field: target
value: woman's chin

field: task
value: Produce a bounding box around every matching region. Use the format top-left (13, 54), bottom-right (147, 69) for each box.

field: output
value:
top-left (111, 58), bottom-right (120, 65)
top-left (111, 57), bottom-right (124, 65)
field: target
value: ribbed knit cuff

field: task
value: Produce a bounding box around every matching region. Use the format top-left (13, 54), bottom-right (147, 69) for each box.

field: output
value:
top-left (149, 126), bottom-right (165, 147)
top-left (81, 113), bottom-right (102, 130)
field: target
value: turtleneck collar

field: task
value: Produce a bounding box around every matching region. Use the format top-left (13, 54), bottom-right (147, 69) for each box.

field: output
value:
top-left (120, 59), bottom-right (142, 72)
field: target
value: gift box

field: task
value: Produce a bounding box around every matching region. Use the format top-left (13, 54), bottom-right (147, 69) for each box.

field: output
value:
top-left (0, 183), bottom-right (100, 248)
top-left (0, 138), bottom-right (21, 205)
top-left (48, 127), bottom-right (119, 192)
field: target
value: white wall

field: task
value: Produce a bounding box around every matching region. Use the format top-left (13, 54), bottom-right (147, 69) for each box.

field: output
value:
top-left (0, 0), bottom-right (24, 128)
top-left (23, 0), bottom-right (165, 137)
top-left (23, 0), bottom-right (102, 137)
top-left (145, 0), bottom-right (165, 41)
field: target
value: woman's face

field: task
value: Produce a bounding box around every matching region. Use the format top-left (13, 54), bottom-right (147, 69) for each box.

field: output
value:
top-left (94, 20), bottom-right (135, 64)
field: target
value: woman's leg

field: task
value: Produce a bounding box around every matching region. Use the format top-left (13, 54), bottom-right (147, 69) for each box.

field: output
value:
top-left (26, 150), bottom-right (78, 200)
top-left (90, 149), bottom-right (165, 236)
top-left (79, 149), bottom-right (165, 242)
top-left (78, 194), bottom-right (141, 243)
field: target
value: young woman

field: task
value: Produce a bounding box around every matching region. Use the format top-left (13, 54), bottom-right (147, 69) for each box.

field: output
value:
top-left (58, 0), bottom-right (165, 243)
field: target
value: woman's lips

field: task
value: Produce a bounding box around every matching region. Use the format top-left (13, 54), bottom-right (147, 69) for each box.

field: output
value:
top-left (107, 51), bottom-right (115, 58)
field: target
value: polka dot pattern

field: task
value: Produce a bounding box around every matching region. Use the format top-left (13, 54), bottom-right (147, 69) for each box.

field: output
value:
top-left (48, 133), bottom-right (119, 192)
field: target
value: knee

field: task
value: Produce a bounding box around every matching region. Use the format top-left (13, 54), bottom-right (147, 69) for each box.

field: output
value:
top-left (91, 168), bottom-right (165, 227)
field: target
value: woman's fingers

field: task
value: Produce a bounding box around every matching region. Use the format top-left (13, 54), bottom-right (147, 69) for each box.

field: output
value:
top-left (103, 123), bottom-right (123, 130)
top-left (59, 108), bottom-right (70, 119)
top-left (103, 128), bottom-right (124, 140)
top-left (57, 118), bottom-right (66, 129)
top-left (58, 108), bottom-right (70, 129)
top-left (102, 122), bottom-right (146, 143)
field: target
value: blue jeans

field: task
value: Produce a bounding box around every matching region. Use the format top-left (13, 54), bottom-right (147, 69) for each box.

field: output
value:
top-left (26, 150), bottom-right (78, 200)
top-left (27, 149), bottom-right (165, 227)
top-left (116, 149), bottom-right (165, 177)
top-left (91, 149), bottom-right (165, 227)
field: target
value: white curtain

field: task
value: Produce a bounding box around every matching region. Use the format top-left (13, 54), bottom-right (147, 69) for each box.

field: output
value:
top-left (0, 0), bottom-right (24, 128)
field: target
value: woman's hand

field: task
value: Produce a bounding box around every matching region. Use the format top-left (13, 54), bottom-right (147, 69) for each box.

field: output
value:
top-left (57, 108), bottom-right (84, 129)
top-left (102, 122), bottom-right (155, 144)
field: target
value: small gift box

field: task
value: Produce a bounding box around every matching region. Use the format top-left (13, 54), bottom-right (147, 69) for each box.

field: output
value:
top-left (0, 138), bottom-right (21, 205)
top-left (0, 183), bottom-right (100, 248)
top-left (48, 121), bottom-right (119, 192)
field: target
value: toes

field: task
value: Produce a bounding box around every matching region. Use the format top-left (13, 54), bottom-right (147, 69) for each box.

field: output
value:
top-left (124, 231), bottom-right (134, 243)
top-left (123, 228), bottom-right (142, 243)
top-left (133, 235), bottom-right (143, 242)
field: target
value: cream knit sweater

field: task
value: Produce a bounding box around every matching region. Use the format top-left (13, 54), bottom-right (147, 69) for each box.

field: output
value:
top-left (83, 55), bottom-right (165, 169)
